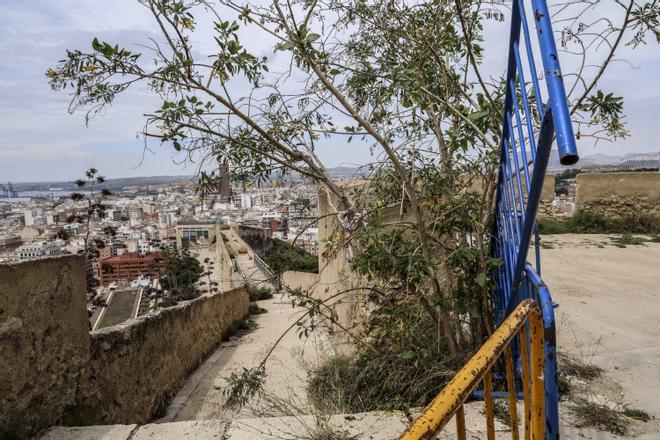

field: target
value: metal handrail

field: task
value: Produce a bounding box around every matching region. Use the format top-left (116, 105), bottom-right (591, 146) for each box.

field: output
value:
top-left (398, 299), bottom-right (545, 440)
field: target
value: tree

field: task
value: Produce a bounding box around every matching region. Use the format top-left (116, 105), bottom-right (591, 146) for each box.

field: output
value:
top-left (160, 248), bottom-right (204, 300)
top-left (48, 0), bottom-right (659, 410)
top-left (202, 256), bottom-right (221, 294)
top-left (67, 168), bottom-right (115, 296)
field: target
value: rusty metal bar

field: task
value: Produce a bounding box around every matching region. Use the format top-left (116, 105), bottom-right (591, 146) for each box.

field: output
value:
top-left (484, 371), bottom-right (496, 440)
top-left (397, 300), bottom-right (541, 440)
top-left (520, 324), bottom-right (532, 440)
top-left (530, 310), bottom-right (545, 440)
top-left (456, 404), bottom-right (467, 440)
top-left (505, 346), bottom-right (520, 440)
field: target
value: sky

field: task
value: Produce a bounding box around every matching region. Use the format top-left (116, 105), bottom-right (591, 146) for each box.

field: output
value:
top-left (0, 0), bottom-right (657, 182)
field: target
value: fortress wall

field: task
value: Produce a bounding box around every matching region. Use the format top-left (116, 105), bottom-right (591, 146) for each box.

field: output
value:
top-left (0, 256), bottom-right (89, 440)
top-left (71, 285), bottom-right (249, 425)
top-left (0, 256), bottom-right (249, 438)
top-left (576, 172), bottom-right (660, 215)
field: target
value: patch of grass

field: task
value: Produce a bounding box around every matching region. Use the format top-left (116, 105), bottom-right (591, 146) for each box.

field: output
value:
top-left (493, 400), bottom-right (516, 426)
top-left (236, 316), bottom-right (257, 331)
top-left (98, 289), bottom-right (138, 328)
top-left (248, 284), bottom-right (274, 301)
top-left (649, 234), bottom-right (660, 243)
top-left (537, 209), bottom-right (660, 235)
top-left (622, 406), bottom-right (651, 422)
top-left (571, 399), bottom-right (628, 435)
top-left (610, 234), bottom-right (647, 247)
top-left (248, 303), bottom-right (268, 315)
top-left (303, 422), bottom-right (356, 440)
top-left (536, 217), bottom-right (571, 234)
top-left (225, 316), bottom-right (258, 337)
top-left (307, 351), bottom-right (454, 414)
top-left (559, 354), bottom-right (603, 381)
top-left (557, 374), bottom-right (572, 396)
top-left (263, 238), bottom-right (319, 274)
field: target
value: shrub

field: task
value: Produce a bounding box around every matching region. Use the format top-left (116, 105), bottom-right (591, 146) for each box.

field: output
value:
top-left (263, 238), bottom-right (319, 274)
top-left (248, 284), bottom-right (274, 301)
top-left (308, 341), bottom-right (456, 413)
top-left (537, 209), bottom-right (660, 235)
top-left (248, 303), bottom-right (268, 314)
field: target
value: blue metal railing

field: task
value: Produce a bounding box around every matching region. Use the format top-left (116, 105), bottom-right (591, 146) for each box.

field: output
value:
top-left (491, 1), bottom-right (579, 438)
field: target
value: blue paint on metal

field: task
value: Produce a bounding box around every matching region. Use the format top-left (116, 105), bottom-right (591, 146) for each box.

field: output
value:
top-left (491, 1), bottom-right (579, 438)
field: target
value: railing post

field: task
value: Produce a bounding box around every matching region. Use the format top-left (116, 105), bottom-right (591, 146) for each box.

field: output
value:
top-left (530, 0), bottom-right (579, 166)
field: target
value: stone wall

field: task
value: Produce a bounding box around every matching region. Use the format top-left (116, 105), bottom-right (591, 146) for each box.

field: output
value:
top-left (282, 270), bottom-right (318, 292)
top-left (69, 285), bottom-right (249, 425)
top-left (0, 256), bottom-right (249, 438)
top-left (576, 172), bottom-right (660, 216)
top-left (0, 256), bottom-right (89, 440)
top-left (316, 188), bottom-right (374, 355)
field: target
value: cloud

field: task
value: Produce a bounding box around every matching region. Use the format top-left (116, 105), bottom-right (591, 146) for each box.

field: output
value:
top-left (0, 0), bottom-right (657, 182)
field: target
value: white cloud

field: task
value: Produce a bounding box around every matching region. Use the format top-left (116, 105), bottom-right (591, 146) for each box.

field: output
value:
top-left (0, 0), bottom-right (657, 182)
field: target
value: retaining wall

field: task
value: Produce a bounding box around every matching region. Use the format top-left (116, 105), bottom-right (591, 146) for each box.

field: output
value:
top-left (69, 285), bottom-right (249, 425)
top-left (575, 172), bottom-right (660, 216)
top-left (0, 256), bottom-right (249, 438)
top-left (282, 270), bottom-right (318, 292)
top-left (0, 256), bottom-right (88, 440)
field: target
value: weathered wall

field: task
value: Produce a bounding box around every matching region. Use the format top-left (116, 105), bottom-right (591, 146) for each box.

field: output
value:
top-left (509, 174), bottom-right (555, 216)
top-left (316, 188), bottom-right (373, 355)
top-left (214, 231), bottom-right (238, 291)
top-left (68, 285), bottom-right (249, 425)
top-left (575, 172), bottom-right (660, 215)
top-left (0, 256), bottom-right (89, 440)
top-left (0, 256), bottom-right (249, 438)
top-left (282, 270), bottom-right (318, 292)
top-left (237, 224), bottom-right (273, 253)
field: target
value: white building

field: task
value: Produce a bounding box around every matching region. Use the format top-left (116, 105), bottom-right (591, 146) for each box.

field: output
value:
top-left (240, 193), bottom-right (253, 209)
top-left (24, 209), bottom-right (36, 226)
top-left (16, 241), bottom-right (63, 261)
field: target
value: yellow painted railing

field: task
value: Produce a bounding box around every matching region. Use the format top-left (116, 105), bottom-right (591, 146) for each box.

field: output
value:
top-left (398, 299), bottom-right (545, 440)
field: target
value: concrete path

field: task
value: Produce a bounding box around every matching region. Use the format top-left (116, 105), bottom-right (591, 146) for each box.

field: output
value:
top-left (541, 235), bottom-right (660, 438)
top-left (159, 292), bottom-right (333, 422)
top-left (236, 252), bottom-right (271, 287)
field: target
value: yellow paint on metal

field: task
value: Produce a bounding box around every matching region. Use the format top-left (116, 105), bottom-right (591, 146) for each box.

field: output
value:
top-left (397, 299), bottom-right (540, 440)
top-left (520, 324), bottom-right (532, 440)
top-left (505, 345), bottom-right (520, 440)
top-left (456, 404), bottom-right (467, 440)
top-left (530, 311), bottom-right (545, 440)
top-left (484, 370), bottom-right (495, 440)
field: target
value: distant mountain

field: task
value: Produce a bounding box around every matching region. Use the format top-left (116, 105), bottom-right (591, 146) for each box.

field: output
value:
top-left (547, 150), bottom-right (659, 171)
top-left (326, 166), bottom-right (361, 178)
top-left (621, 152), bottom-right (660, 162)
top-left (11, 175), bottom-right (194, 191)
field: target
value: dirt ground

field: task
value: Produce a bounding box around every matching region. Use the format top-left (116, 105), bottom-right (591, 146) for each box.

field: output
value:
top-left (540, 234), bottom-right (660, 438)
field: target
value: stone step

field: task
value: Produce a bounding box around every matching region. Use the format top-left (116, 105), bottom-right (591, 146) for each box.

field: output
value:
top-left (40, 412), bottom-right (408, 440)
top-left (38, 404), bottom-right (515, 440)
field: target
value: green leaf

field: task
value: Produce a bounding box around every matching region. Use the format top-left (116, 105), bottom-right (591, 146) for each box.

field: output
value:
top-left (476, 272), bottom-right (487, 288)
top-left (398, 350), bottom-right (415, 359)
top-left (306, 33), bottom-right (321, 43)
top-left (277, 42), bottom-right (295, 51)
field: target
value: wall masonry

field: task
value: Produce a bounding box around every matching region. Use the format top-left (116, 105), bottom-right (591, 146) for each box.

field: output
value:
top-left (0, 256), bottom-right (249, 439)
top-left (576, 172), bottom-right (660, 216)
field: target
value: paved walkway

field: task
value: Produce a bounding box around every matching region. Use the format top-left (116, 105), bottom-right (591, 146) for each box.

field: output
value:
top-left (160, 293), bottom-right (333, 422)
